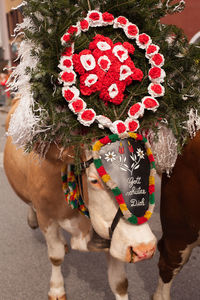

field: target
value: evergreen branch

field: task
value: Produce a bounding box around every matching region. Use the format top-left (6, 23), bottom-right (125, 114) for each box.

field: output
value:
top-left (108, 0), bottom-right (137, 11)
top-left (118, 76), bottom-right (147, 120)
top-left (87, 0), bottom-right (92, 10)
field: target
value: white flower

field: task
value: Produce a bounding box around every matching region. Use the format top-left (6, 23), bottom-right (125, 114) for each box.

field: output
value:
top-left (108, 83), bottom-right (119, 99)
top-left (119, 65), bottom-right (132, 81)
top-left (97, 41), bottom-right (111, 51)
top-left (80, 54), bottom-right (96, 71)
top-left (98, 55), bottom-right (111, 71)
top-left (84, 74), bottom-right (98, 87)
top-left (136, 148), bottom-right (145, 159)
top-left (112, 45), bottom-right (128, 62)
top-left (105, 151), bottom-right (117, 162)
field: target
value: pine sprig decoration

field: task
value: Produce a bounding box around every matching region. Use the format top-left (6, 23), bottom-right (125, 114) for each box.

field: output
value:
top-left (13, 0), bottom-right (200, 165)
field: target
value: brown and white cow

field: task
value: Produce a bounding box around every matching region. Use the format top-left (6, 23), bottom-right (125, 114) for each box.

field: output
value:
top-left (153, 131), bottom-right (200, 300)
top-left (4, 100), bottom-right (156, 300)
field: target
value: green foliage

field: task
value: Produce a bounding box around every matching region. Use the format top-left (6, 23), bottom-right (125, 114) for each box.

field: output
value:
top-left (21, 0), bottom-right (200, 160)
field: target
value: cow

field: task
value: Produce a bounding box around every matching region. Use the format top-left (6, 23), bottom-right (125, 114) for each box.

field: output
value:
top-left (4, 100), bottom-right (156, 300)
top-left (153, 131), bottom-right (200, 300)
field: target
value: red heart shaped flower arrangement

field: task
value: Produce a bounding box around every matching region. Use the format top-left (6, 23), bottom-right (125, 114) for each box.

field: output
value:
top-left (72, 34), bottom-right (143, 105)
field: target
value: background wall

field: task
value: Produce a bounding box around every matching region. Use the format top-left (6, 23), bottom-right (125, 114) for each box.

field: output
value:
top-left (5, 0), bottom-right (22, 13)
top-left (162, 0), bottom-right (200, 41)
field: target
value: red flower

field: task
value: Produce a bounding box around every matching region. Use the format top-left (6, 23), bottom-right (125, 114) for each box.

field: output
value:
top-left (117, 123), bottom-right (126, 133)
top-left (132, 68), bottom-right (143, 81)
top-left (89, 12), bottom-right (100, 21)
top-left (127, 24), bottom-right (138, 37)
top-left (152, 54), bottom-right (163, 66)
top-left (142, 97), bottom-right (159, 109)
top-left (89, 35), bottom-right (113, 51)
top-left (149, 67), bottom-right (161, 79)
top-left (80, 73), bottom-right (101, 96)
top-left (102, 12), bottom-right (114, 23)
top-left (146, 45), bottom-right (157, 55)
top-left (62, 46), bottom-right (73, 56)
top-left (81, 109), bottom-right (95, 121)
top-left (123, 42), bottom-right (135, 54)
top-left (138, 34), bottom-right (150, 45)
top-left (151, 84), bottom-right (162, 94)
top-left (117, 16), bottom-right (127, 25)
top-left (64, 89), bottom-right (75, 101)
top-left (71, 35), bottom-right (144, 106)
top-left (63, 34), bottom-right (70, 43)
top-left (61, 72), bottom-right (75, 82)
top-left (72, 54), bottom-right (86, 75)
top-left (80, 19), bottom-right (89, 30)
top-left (100, 86), bottom-right (124, 105)
top-left (63, 59), bottom-right (72, 68)
top-left (67, 26), bottom-right (78, 35)
top-left (71, 99), bottom-right (84, 113)
top-left (129, 103), bottom-right (141, 116)
top-left (127, 120), bottom-right (139, 132)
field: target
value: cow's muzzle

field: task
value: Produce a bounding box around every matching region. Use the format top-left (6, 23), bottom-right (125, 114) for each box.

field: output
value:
top-left (126, 243), bottom-right (156, 263)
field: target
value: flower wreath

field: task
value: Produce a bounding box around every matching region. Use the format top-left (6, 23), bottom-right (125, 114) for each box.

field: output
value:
top-left (59, 10), bottom-right (166, 135)
top-left (92, 132), bottom-right (156, 225)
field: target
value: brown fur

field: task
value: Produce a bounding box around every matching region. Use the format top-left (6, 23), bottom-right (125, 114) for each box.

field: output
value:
top-left (4, 101), bottom-right (90, 234)
top-left (158, 131), bottom-right (200, 283)
top-left (50, 257), bottom-right (63, 266)
top-left (116, 278), bottom-right (128, 296)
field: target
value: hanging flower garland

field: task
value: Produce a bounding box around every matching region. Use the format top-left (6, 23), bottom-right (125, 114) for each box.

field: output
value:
top-left (92, 132), bottom-right (156, 225)
top-left (59, 10), bottom-right (166, 135)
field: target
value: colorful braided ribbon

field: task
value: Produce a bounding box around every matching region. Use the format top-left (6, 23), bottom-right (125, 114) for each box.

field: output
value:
top-left (61, 165), bottom-right (89, 218)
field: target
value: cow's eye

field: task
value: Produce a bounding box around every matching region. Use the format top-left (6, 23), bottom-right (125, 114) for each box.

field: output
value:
top-left (91, 179), bottom-right (98, 184)
top-left (88, 175), bottom-right (104, 189)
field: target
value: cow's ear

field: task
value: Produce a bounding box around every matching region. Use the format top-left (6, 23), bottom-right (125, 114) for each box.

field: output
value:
top-left (44, 143), bottom-right (75, 164)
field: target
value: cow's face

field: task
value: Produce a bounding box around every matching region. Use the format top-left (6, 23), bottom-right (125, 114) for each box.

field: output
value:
top-left (86, 161), bottom-right (156, 263)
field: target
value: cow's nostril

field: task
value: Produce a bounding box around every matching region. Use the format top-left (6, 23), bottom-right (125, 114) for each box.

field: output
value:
top-left (129, 247), bottom-right (138, 263)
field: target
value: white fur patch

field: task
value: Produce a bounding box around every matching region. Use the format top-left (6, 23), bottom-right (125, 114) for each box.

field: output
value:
top-left (45, 223), bottom-right (65, 260)
top-left (107, 253), bottom-right (128, 300)
top-left (49, 265), bottom-right (65, 298)
top-left (110, 219), bottom-right (156, 262)
top-left (58, 216), bottom-right (91, 251)
top-left (153, 277), bottom-right (172, 300)
top-left (115, 294), bottom-right (129, 300)
top-left (44, 223), bottom-right (66, 298)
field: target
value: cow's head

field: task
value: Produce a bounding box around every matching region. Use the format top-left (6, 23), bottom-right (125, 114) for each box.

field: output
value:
top-left (83, 134), bottom-right (157, 263)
